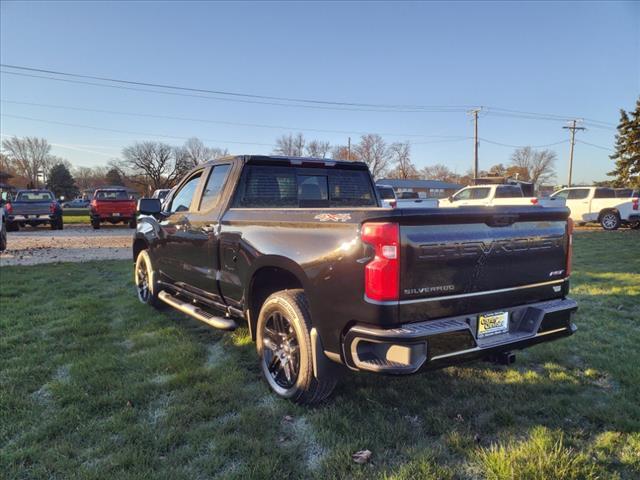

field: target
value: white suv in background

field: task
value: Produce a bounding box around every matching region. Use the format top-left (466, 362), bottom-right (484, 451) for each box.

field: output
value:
top-left (550, 186), bottom-right (639, 230)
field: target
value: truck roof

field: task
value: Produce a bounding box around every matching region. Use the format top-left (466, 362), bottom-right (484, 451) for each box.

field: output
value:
top-left (204, 155), bottom-right (370, 170)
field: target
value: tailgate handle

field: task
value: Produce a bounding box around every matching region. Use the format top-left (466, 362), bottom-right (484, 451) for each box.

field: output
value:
top-left (487, 214), bottom-right (519, 227)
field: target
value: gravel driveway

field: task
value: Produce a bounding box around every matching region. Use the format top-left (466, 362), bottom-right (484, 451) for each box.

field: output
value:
top-left (0, 224), bottom-right (133, 266)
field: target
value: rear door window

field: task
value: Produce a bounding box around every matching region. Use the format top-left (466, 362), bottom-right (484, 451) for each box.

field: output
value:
top-left (567, 189), bottom-right (590, 200)
top-left (495, 186), bottom-right (523, 198)
top-left (199, 164), bottom-right (231, 211)
top-left (593, 188), bottom-right (616, 199)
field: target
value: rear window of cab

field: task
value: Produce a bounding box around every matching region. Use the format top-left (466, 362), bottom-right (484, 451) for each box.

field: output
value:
top-left (233, 165), bottom-right (377, 208)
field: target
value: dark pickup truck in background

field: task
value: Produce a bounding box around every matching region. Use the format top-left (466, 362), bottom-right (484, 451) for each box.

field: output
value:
top-left (133, 155), bottom-right (577, 404)
top-left (4, 189), bottom-right (63, 231)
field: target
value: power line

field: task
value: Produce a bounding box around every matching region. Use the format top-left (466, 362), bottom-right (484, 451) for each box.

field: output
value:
top-left (479, 138), bottom-right (569, 148)
top-left (576, 140), bottom-right (613, 151)
top-left (0, 113), bottom-right (277, 147)
top-left (0, 64), bottom-right (618, 126)
top-left (0, 64), bottom-right (471, 112)
top-left (0, 99), bottom-right (469, 139)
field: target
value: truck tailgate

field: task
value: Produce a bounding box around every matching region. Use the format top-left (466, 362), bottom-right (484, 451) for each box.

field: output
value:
top-left (95, 200), bottom-right (135, 215)
top-left (396, 206), bottom-right (570, 320)
top-left (12, 202), bottom-right (51, 215)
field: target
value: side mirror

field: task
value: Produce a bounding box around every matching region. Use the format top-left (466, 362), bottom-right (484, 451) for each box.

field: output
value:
top-left (137, 198), bottom-right (162, 216)
top-left (448, 195), bottom-right (454, 202)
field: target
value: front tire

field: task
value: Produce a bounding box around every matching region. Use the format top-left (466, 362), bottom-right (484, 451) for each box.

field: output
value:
top-left (134, 250), bottom-right (164, 309)
top-left (256, 289), bottom-right (337, 404)
top-left (600, 211), bottom-right (621, 230)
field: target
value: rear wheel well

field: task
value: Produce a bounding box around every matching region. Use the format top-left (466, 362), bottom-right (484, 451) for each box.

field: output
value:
top-left (598, 209), bottom-right (619, 221)
top-left (133, 238), bottom-right (148, 262)
top-left (248, 267), bottom-right (303, 339)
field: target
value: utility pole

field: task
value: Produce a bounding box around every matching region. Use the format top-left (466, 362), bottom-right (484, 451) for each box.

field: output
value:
top-left (563, 120), bottom-right (585, 187)
top-left (347, 137), bottom-right (351, 161)
top-left (468, 108), bottom-right (482, 179)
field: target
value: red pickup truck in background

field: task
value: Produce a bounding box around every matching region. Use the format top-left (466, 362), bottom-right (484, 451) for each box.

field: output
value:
top-left (90, 189), bottom-right (137, 229)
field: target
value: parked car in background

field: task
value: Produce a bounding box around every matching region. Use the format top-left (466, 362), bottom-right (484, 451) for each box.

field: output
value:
top-left (4, 190), bottom-right (63, 231)
top-left (0, 205), bottom-right (6, 251)
top-left (62, 198), bottom-right (90, 208)
top-left (133, 155), bottom-right (576, 404)
top-left (438, 184), bottom-right (560, 208)
top-left (376, 184), bottom-right (397, 208)
top-left (90, 188), bottom-right (137, 229)
top-left (549, 186), bottom-right (639, 230)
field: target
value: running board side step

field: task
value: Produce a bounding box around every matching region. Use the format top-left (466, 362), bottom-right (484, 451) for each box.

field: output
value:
top-left (158, 291), bottom-right (237, 331)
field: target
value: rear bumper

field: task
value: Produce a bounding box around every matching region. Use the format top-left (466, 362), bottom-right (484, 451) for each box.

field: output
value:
top-left (8, 214), bottom-right (55, 223)
top-left (92, 214), bottom-right (134, 221)
top-left (342, 298), bottom-right (577, 374)
top-left (626, 214), bottom-right (639, 222)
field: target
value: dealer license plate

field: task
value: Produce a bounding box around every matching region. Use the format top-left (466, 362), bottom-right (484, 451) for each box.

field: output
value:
top-left (477, 311), bottom-right (509, 338)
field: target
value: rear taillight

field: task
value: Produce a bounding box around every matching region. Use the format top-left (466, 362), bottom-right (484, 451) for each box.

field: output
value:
top-left (90, 199), bottom-right (97, 209)
top-left (389, 200), bottom-right (397, 209)
top-left (361, 222), bottom-right (399, 301)
top-left (566, 217), bottom-right (574, 277)
top-left (49, 202), bottom-right (56, 214)
top-left (5, 203), bottom-right (12, 214)
top-left (633, 198), bottom-right (639, 211)
top-left (530, 198), bottom-right (539, 205)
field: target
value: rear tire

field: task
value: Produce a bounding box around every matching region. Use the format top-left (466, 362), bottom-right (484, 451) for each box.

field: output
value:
top-left (256, 289), bottom-right (337, 404)
top-left (134, 250), bottom-right (164, 309)
top-left (7, 221), bottom-right (19, 232)
top-left (129, 218), bottom-right (137, 229)
top-left (600, 211), bottom-right (620, 231)
top-left (0, 223), bottom-right (6, 251)
top-left (91, 218), bottom-right (101, 230)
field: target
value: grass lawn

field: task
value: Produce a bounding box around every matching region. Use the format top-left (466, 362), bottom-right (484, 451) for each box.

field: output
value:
top-left (62, 215), bottom-right (91, 224)
top-left (1, 231), bottom-right (639, 479)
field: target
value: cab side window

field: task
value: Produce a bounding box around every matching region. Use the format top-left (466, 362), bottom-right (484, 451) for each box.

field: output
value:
top-left (169, 172), bottom-right (203, 213)
top-left (199, 164), bottom-right (231, 211)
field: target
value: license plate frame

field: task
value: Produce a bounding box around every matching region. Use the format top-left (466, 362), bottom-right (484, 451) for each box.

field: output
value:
top-left (477, 311), bottom-right (509, 338)
top-left (112, 212), bottom-right (121, 217)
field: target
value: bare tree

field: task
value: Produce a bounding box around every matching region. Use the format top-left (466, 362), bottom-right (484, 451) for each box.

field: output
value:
top-left (1, 136), bottom-right (54, 187)
top-left (121, 141), bottom-right (190, 191)
top-left (305, 140), bottom-right (332, 158)
top-left (274, 133), bottom-right (306, 156)
top-left (353, 134), bottom-right (390, 180)
top-left (331, 145), bottom-right (359, 161)
top-left (387, 142), bottom-right (418, 179)
top-left (177, 137), bottom-right (228, 167)
top-left (421, 163), bottom-right (459, 183)
top-left (510, 147), bottom-right (556, 186)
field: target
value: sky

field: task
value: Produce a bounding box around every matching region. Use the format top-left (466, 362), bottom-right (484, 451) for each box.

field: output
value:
top-left (0, 1), bottom-right (638, 184)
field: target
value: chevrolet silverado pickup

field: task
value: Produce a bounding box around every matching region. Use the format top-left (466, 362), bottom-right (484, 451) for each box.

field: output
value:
top-left (550, 186), bottom-right (639, 230)
top-left (439, 184), bottom-right (560, 208)
top-left (4, 190), bottom-right (63, 231)
top-left (133, 155), bottom-right (577, 404)
top-left (90, 188), bottom-right (137, 229)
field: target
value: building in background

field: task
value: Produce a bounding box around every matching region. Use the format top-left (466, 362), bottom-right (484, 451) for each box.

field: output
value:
top-left (376, 178), bottom-right (462, 199)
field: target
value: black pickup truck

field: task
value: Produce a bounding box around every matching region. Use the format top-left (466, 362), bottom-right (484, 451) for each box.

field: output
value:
top-left (133, 155), bottom-right (577, 404)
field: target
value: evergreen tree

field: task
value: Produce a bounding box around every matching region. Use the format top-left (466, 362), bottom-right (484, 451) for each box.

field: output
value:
top-left (609, 98), bottom-right (640, 188)
top-left (105, 167), bottom-right (125, 186)
top-left (47, 163), bottom-right (78, 199)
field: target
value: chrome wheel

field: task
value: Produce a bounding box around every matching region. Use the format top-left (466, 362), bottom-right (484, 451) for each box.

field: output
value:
top-left (261, 311), bottom-right (300, 395)
top-left (135, 254), bottom-right (151, 303)
top-left (601, 213), bottom-right (619, 230)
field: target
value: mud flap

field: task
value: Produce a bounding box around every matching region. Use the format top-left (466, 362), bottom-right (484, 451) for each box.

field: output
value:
top-left (310, 328), bottom-right (341, 381)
